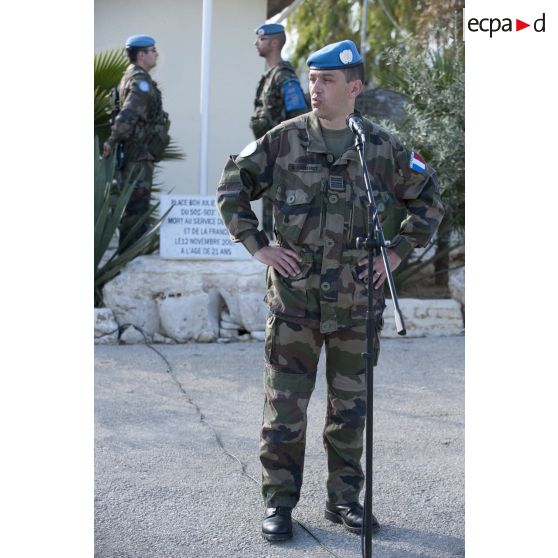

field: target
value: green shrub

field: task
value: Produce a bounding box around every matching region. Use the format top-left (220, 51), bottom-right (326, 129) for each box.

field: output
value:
top-left (379, 37), bottom-right (464, 289)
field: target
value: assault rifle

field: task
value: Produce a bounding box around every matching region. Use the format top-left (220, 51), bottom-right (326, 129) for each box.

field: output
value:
top-left (108, 87), bottom-right (126, 171)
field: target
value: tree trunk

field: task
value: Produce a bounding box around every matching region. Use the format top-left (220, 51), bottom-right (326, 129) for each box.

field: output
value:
top-left (434, 217), bottom-right (450, 287)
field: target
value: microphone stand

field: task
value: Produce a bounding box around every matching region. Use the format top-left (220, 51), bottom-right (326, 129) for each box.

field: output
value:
top-left (352, 130), bottom-right (406, 558)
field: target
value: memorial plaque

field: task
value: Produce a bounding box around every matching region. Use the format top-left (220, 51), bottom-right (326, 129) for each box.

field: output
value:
top-left (160, 195), bottom-right (251, 260)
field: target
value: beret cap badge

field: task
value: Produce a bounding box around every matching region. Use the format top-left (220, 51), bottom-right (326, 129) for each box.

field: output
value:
top-left (339, 49), bottom-right (354, 64)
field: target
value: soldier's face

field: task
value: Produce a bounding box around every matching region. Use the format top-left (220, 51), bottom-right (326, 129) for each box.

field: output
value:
top-left (308, 69), bottom-right (357, 121)
top-left (140, 47), bottom-right (159, 70)
top-left (254, 35), bottom-right (272, 57)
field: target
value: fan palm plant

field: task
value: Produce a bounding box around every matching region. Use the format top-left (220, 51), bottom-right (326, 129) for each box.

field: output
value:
top-left (94, 48), bottom-right (128, 145)
top-left (94, 47), bottom-right (184, 159)
top-left (93, 48), bottom-right (185, 306)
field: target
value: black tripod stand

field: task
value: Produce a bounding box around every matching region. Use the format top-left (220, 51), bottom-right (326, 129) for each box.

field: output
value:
top-left (347, 113), bottom-right (407, 558)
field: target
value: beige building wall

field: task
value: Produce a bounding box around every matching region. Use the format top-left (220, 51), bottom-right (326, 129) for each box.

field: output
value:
top-left (94, 0), bottom-right (266, 196)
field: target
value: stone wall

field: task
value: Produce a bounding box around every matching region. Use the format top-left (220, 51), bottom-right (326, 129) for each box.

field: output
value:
top-left (95, 256), bottom-right (464, 345)
top-left (100, 256), bottom-right (267, 344)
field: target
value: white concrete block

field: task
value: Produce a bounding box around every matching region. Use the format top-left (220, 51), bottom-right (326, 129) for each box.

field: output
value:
top-left (449, 266), bottom-right (465, 306)
top-left (152, 332), bottom-right (176, 344)
top-left (382, 298), bottom-right (463, 338)
top-left (250, 331), bottom-right (266, 341)
top-left (220, 328), bottom-right (240, 339)
top-left (157, 292), bottom-right (215, 343)
top-left (120, 325), bottom-right (146, 344)
top-left (94, 308), bottom-right (119, 345)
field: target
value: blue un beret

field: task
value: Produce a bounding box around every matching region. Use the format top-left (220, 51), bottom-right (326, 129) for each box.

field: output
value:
top-left (125, 35), bottom-right (156, 48)
top-left (255, 23), bottom-right (285, 36)
top-left (307, 40), bottom-right (363, 70)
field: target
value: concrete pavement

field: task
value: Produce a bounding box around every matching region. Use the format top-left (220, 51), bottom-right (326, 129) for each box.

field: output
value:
top-left (95, 335), bottom-right (464, 558)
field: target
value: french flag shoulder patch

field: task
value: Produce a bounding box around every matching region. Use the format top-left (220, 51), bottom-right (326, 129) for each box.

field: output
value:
top-left (409, 151), bottom-right (426, 173)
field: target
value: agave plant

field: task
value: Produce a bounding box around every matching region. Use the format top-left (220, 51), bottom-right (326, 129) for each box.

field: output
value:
top-left (94, 48), bottom-right (185, 306)
top-left (94, 138), bottom-right (171, 307)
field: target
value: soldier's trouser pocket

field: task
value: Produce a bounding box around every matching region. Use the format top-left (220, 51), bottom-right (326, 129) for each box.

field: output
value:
top-left (323, 321), bottom-right (369, 503)
top-left (260, 317), bottom-right (323, 507)
top-left (264, 315), bottom-right (322, 383)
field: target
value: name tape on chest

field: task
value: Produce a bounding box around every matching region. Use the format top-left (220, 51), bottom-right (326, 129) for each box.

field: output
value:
top-left (287, 163), bottom-right (322, 173)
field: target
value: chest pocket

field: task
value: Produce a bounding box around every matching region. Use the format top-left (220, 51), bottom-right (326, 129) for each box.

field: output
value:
top-left (275, 185), bottom-right (320, 246)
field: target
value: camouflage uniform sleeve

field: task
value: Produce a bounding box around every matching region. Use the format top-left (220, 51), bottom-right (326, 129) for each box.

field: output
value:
top-left (390, 142), bottom-right (445, 261)
top-left (216, 136), bottom-right (276, 255)
top-left (111, 77), bottom-right (151, 143)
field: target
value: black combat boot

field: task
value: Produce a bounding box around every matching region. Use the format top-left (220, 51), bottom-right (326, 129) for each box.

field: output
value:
top-left (262, 507), bottom-right (293, 542)
top-left (325, 501), bottom-right (379, 534)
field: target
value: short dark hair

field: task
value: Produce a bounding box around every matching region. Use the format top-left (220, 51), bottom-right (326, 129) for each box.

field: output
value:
top-left (341, 63), bottom-right (364, 84)
top-left (126, 46), bottom-right (152, 63)
top-left (125, 47), bottom-right (141, 63)
top-left (272, 32), bottom-right (286, 50)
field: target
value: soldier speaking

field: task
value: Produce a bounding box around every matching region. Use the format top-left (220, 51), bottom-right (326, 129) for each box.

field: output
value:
top-left (218, 40), bottom-right (443, 542)
top-left (103, 34), bottom-right (170, 248)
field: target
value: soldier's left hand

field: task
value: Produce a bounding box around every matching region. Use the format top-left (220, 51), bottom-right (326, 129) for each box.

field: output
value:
top-left (358, 249), bottom-right (402, 289)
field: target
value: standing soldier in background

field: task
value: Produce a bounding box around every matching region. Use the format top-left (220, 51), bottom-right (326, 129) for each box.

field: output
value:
top-left (103, 35), bottom-right (170, 248)
top-left (250, 23), bottom-right (309, 236)
top-left (218, 40), bottom-right (443, 542)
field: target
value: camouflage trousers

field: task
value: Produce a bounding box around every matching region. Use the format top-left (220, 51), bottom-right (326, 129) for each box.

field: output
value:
top-left (117, 160), bottom-right (154, 249)
top-left (261, 315), bottom-right (380, 508)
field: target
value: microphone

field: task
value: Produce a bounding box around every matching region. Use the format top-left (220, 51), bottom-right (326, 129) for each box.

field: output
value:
top-left (346, 111), bottom-right (367, 143)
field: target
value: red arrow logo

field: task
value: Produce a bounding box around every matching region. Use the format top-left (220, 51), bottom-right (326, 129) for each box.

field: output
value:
top-left (516, 19), bottom-right (531, 31)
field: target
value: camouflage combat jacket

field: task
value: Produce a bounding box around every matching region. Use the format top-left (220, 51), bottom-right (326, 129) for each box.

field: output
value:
top-left (250, 61), bottom-right (308, 140)
top-left (218, 112), bottom-right (444, 333)
top-left (110, 64), bottom-right (170, 162)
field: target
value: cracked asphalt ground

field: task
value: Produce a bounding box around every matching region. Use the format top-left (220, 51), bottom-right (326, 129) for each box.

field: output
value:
top-left (95, 335), bottom-right (464, 558)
